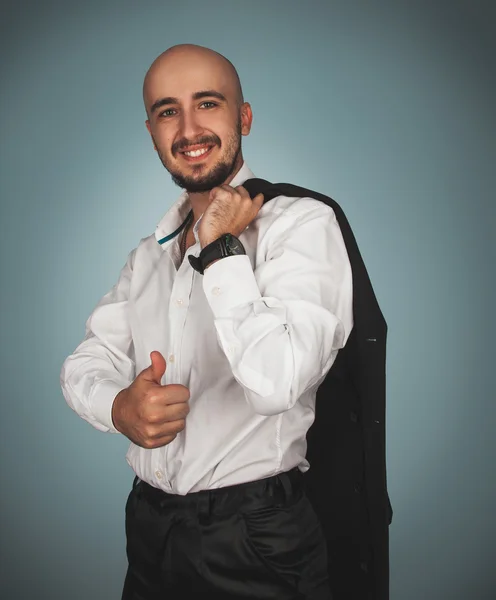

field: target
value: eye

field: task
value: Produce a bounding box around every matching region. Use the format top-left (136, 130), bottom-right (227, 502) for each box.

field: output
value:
top-left (200, 101), bottom-right (217, 109)
top-left (160, 108), bottom-right (176, 118)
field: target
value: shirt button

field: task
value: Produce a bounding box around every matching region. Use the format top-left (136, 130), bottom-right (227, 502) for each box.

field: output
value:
top-left (155, 470), bottom-right (163, 479)
top-left (212, 287), bottom-right (221, 296)
top-left (168, 354), bottom-right (175, 363)
top-left (176, 298), bottom-right (184, 306)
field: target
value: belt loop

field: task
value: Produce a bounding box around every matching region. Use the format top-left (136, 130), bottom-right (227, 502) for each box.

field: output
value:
top-left (279, 472), bottom-right (293, 500)
top-left (197, 490), bottom-right (213, 524)
top-left (132, 475), bottom-right (140, 490)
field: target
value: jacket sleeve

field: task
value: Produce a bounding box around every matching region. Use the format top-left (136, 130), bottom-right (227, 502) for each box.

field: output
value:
top-left (60, 250), bottom-right (137, 433)
top-left (202, 198), bottom-right (353, 416)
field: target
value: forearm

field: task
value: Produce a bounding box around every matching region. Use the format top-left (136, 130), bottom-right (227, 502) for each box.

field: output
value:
top-left (61, 336), bottom-right (135, 432)
top-left (203, 254), bottom-right (352, 416)
top-left (60, 250), bottom-right (136, 432)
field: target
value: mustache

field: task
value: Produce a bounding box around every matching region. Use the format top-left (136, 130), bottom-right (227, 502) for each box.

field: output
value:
top-left (172, 135), bottom-right (221, 154)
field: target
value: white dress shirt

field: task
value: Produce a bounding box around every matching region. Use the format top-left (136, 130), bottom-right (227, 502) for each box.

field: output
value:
top-left (60, 163), bottom-right (354, 495)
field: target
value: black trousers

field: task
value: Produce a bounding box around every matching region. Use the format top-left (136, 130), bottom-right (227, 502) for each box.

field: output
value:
top-left (121, 468), bottom-right (332, 599)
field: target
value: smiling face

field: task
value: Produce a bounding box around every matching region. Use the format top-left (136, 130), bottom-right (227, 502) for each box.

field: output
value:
top-left (143, 45), bottom-right (252, 193)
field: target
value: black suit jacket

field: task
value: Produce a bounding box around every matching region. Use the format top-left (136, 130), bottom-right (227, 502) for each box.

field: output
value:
top-left (243, 179), bottom-right (392, 600)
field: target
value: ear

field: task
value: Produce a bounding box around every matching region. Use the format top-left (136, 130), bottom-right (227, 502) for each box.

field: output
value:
top-left (145, 120), bottom-right (157, 151)
top-left (240, 102), bottom-right (253, 136)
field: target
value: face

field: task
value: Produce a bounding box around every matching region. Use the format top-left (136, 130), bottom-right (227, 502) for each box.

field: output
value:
top-left (144, 54), bottom-right (252, 193)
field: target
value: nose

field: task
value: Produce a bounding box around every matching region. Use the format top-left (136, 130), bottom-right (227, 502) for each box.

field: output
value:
top-left (178, 109), bottom-right (203, 142)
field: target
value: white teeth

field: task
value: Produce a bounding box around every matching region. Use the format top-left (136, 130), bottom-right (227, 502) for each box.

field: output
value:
top-left (184, 147), bottom-right (210, 157)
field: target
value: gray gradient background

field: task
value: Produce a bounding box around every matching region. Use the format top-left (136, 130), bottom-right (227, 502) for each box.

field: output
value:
top-left (1, 1), bottom-right (494, 598)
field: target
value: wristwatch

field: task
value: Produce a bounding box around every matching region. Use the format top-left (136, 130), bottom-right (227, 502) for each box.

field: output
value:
top-left (188, 233), bottom-right (246, 274)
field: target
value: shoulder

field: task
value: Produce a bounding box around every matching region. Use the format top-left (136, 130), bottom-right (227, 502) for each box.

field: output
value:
top-left (256, 192), bottom-right (339, 234)
top-left (120, 232), bottom-right (162, 272)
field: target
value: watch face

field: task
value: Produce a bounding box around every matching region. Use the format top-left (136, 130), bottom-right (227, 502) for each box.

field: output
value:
top-left (225, 234), bottom-right (245, 254)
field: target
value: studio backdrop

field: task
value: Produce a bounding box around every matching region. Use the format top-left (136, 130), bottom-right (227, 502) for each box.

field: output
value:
top-left (0, 1), bottom-right (494, 599)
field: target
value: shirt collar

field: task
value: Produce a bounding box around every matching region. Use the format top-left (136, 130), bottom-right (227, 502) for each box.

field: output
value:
top-left (155, 162), bottom-right (256, 248)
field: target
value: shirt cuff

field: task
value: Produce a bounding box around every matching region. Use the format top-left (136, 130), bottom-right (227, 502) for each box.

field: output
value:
top-left (90, 379), bottom-right (127, 433)
top-left (203, 254), bottom-right (261, 318)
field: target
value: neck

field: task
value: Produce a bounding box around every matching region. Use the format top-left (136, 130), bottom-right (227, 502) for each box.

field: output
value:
top-left (187, 155), bottom-right (244, 226)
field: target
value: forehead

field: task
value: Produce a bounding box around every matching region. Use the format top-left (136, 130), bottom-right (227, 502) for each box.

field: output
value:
top-left (145, 54), bottom-right (234, 108)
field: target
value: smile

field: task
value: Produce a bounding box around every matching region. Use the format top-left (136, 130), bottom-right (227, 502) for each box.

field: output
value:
top-left (179, 145), bottom-right (215, 162)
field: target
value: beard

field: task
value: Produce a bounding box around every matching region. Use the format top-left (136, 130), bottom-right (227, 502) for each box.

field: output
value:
top-left (155, 118), bottom-right (242, 193)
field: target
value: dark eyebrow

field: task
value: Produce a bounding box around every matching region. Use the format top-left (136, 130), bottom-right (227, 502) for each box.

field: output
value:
top-left (150, 97), bottom-right (179, 114)
top-left (192, 90), bottom-right (227, 102)
top-left (150, 90), bottom-right (227, 114)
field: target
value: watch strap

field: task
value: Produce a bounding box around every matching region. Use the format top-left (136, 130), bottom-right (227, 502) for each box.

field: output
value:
top-left (188, 234), bottom-right (245, 274)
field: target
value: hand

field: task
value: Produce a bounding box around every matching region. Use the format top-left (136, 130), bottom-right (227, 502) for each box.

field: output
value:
top-left (198, 184), bottom-right (264, 248)
top-left (111, 351), bottom-right (190, 449)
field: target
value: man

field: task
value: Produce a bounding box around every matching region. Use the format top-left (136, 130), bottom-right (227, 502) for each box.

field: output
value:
top-left (61, 44), bottom-right (353, 599)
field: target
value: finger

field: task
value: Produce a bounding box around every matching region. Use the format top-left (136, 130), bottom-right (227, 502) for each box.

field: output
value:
top-left (161, 383), bottom-right (191, 405)
top-left (145, 384), bottom-right (190, 409)
top-left (253, 192), bottom-right (265, 210)
top-left (152, 401), bottom-right (190, 425)
top-left (141, 351), bottom-right (167, 384)
top-left (210, 184), bottom-right (233, 197)
top-left (140, 433), bottom-right (178, 450)
top-left (209, 186), bottom-right (220, 199)
top-left (234, 185), bottom-right (252, 200)
top-left (150, 351), bottom-right (167, 381)
top-left (236, 186), bottom-right (262, 206)
top-left (143, 418), bottom-right (187, 446)
top-left (157, 417), bottom-right (187, 437)
top-left (214, 185), bottom-right (237, 200)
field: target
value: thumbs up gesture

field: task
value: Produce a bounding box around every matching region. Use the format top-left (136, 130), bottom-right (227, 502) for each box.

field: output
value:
top-left (111, 351), bottom-right (190, 449)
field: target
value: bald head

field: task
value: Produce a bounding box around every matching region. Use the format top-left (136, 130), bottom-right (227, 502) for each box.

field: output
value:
top-left (143, 44), bottom-right (244, 118)
top-left (142, 44), bottom-right (252, 194)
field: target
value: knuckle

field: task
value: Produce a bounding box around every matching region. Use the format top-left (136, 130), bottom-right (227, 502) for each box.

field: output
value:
top-left (138, 405), bottom-right (154, 423)
top-left (141, 438), bottom-right (155, 450)
top-left (143, 425), bottom-right (156, 439)
top-left (147, 412), bottom-right (160, 424)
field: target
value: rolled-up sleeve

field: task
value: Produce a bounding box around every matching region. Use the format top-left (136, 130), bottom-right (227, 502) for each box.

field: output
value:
top-left (60, 250), bottom-right (137, 433)
top-left (203, 199), bottom-right (353, 416)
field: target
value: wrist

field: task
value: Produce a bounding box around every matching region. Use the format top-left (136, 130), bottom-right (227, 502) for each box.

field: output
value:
top-left (191, 233), bottom-right (246, 275)
top-left (200, 233), bottom-right (225, 249)
top-left (111, 389), bottom-right (127, 433)
top-left (204, 258), bottom-right (222, 270)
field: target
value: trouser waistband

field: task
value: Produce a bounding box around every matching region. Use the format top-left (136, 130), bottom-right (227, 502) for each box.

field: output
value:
top-left (134, 468), bottom-right (305, 517)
